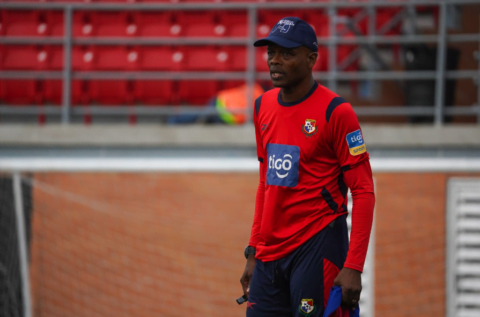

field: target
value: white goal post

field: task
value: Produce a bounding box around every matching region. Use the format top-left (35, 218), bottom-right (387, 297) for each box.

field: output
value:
top-left (2, 156), bottom-right (480, 317)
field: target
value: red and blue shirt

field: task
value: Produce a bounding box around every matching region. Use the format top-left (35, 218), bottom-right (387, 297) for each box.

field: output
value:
top-left (250, 81), bottom-right (375, 271)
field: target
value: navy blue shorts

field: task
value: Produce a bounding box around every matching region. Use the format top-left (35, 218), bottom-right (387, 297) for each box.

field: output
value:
top-left (246, 215), bottom-right (349, 317)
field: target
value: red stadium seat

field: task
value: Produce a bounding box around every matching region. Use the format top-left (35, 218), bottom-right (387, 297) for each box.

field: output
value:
top-left (48, 11), bottom-right (64, 36)
top-left (71, 80), bottom-right (91, 105)
top-left (0, 9), bottom-right (62, 37)
top-left (84, 0), bottom-right (136, 2)
top-left (0, 80), bottom-right (39, 104)
top-left (92, 12), bottom-right (134, 37)
top-left (183, 46), bottom-right (245, 71)
top-left (176, 11), bottom-right (217, 37)
top-left (313, 46), bottom-right (328, 72)
top-left (72, 46), bottom-right (139, 70)
top-left (44, 80), bottom-right (63, 105)
top-left (0, 79), bottom-right (48, 124)
top-left (0, 80), bottom-right (5, 102)
top-left (134, 80), bottom-right (174, 105)
top-left (127, 0), bottom-right (172, 2)
top-left (223, 46), bottom-right (246, 71)
top-left (184, 46), bottom-right (216, 71)
top-left (0, 79), bottom-right (61, 106)
top-left (135, 11), bottom-right (174, 36)
top-left (139, 46), bottom-right (183, 71)
top-left (1, 10), bottom-right (65, 36)
top-left (184, 46), bottom-right (228, 71)
top-left (96, 46), bottom-right (139, 70)
top-left (71, 79), bottom-right (93, 124)
top-left (217, 11), bottom-right (247, 37)
top-left (255, 47), bottom-right (269, 72)
top-left (304, 10), bottom-right (329, 38)
top-left (73, 11), bottom-right (138, 37)
top-left (221, 0), bottom-right (259, 2)
top-left (72, 46), bottom-right (96, 70)
top-left (73, 11), bottom-right (94, 37)
top-left (1, 10), bottom-right (42, 36)
top-left (89, 80), bottom-right (129, 105)
top-left (176, 0), bottom-right (219, 2)
top-left (2, 45), bottom-right (47, 70)
top-left (178, 81), bottom-right (219, 105)
top-left (47, 45), bottom-right (64, 70)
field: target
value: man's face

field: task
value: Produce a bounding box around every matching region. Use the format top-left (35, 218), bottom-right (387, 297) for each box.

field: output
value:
top-left (267, 44), bottom-right (317, 88)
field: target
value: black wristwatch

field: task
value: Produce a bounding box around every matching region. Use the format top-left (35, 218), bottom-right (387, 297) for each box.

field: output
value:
top-left (244, 246), bottom-right (256, 259)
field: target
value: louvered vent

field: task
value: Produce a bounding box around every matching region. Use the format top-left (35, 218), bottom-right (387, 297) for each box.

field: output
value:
top-left (447, 179), bottom-right (480, 317)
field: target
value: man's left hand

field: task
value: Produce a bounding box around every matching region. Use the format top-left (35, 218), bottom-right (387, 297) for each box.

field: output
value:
top-left (333, 267), bottom-right (362, 310)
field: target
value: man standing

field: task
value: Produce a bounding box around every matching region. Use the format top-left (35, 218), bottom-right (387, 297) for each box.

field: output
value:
top-left (240, 17), bottom-right (375, 317)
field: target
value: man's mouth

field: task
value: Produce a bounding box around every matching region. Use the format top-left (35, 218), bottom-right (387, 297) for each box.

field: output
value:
top-left (270, 72), bottom-right (284, 79)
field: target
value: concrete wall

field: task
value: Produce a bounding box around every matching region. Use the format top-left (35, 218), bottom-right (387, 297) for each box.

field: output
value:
top-left (1, 125), bottom-right (480, 148)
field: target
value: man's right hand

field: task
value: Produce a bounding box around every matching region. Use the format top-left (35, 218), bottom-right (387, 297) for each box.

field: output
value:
top-left (240, 254), bottom-right (256, 298)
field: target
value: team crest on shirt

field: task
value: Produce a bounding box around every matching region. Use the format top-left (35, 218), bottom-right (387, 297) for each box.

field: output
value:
top-left (302, 119), bottom-right (317, 137)
top-left (299, 298), bottom-right (316, 316)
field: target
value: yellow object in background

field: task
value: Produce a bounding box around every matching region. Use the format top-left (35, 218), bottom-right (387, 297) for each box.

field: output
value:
top-left (216, 83), bottom-right (265, 125)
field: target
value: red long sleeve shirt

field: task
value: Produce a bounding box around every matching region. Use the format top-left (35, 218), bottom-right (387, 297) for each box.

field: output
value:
top-left (249, 82), bottom-right (375, 272)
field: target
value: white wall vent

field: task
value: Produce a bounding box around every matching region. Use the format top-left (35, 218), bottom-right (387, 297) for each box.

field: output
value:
top-left (447, 179), bottom-right (480, 317)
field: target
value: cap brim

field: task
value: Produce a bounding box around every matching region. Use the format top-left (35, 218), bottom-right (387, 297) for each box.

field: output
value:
top-left (253, 35), bottom-right (302, 49)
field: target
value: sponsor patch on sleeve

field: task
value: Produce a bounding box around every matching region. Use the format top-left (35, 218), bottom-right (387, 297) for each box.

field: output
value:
top-left (346, 129), bottom-right (366, 156)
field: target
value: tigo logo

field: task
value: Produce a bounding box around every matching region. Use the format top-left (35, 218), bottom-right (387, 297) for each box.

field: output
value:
top-left (346, 129), bottom-right (367, 156)
top-left (266, 143), bottom-right (300, 187)
top-left (269, 154), bottom-right (293, 178)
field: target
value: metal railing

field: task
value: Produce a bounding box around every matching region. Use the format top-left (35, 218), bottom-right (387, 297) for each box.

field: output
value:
top-left (0, 0), bottom-right (479, 125)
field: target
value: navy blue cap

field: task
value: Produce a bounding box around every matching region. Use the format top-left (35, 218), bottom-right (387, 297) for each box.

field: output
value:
top-left (254, 17), bottom-right (318, 52)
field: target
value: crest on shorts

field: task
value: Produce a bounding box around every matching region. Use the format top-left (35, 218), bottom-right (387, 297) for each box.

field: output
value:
top-left (302, 119), bottom-right (317, 136)
top-left (299, 298), bottom-right (316, 316)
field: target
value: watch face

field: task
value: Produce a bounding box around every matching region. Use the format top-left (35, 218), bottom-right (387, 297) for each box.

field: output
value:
top-left (244, 246), bottom-right (255, 258)
top-left (244, 246), bottom-right (251, 258)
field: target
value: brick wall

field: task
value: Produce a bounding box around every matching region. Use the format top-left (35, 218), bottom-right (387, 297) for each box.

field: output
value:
top-left (28, 172), bottom-right (478, 317)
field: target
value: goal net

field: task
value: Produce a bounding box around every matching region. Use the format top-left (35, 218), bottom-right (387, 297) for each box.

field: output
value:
top-left (0, 176), bottom-right (32, 317)
top-left (2, 169), bottom-right (374, 317)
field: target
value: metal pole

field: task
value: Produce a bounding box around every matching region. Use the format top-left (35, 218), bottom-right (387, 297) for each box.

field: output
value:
top-left (62, 6), bottom-right (73, 124)
top-left (12, 172), bottom-right (32, 317)
top-left (434, 2), bottom-right (447, 126)
top-left (328, 6), bottom-right (337, 91)
top-left (365, 6), bottom-right (376, 100)
top-left (246, 6), bottom-right (257, 124)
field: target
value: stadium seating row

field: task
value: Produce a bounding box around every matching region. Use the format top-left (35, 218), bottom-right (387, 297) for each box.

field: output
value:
top-left (0, 44), bottom-right (363, 71)
top-left (0, 9), bottom-right (402, 38)
top-left (0, 79), bottom-right (260, 106)
top-left (0, 6), bottom-right (408, 111)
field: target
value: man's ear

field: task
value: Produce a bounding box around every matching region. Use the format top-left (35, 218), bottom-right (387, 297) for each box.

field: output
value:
top-left (308, 52), bottom-right (318, 69)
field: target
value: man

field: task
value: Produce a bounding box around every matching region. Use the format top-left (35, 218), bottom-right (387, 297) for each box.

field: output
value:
top-left (240, 17), bottom-right (375, 317)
